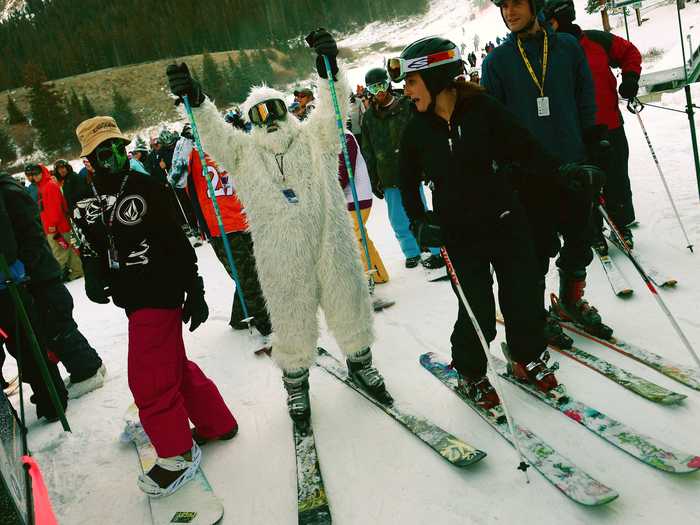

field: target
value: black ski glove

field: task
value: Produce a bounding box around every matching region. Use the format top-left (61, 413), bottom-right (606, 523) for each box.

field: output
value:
top-left (410, 211), bottom-right (444, 250)
top-left (618, 72), bottom-right (640, 100)
top-left (306, 28), bottom-right (339, 80)
top-left (182, 275), bottom-right (209, 332)
top-left (583, 124), bottom-right (612, 169)
top-left (166, 63), bottom-right (205, 107)
top-left (558, 163), bottom-right (606, 201)
top-left (83, 258), bottom-right (110, 304)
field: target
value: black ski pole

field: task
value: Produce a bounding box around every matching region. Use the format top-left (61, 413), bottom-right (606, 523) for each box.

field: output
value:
top-left (0, 254), bottom-right (70, 431)
top-left (597, 198), bottom-right (700, 369)
top-left (439, 246), bottom-right (530, 480)
top-left (627, 98), bottom-right (694, 253)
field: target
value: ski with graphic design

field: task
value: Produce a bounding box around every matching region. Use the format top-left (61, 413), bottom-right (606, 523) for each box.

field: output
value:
top-left (121, 404), bottom-right (224, 525)
top-left (294, 423), bottom-right (332, 525)
top-left (495, 316), bottom-right (685, 404)
top-left (606, 234), bottom-right (677, 288)
top-left (316, 348), bottom-right (486, 468)
top-left (496, 344), bottom-right (700, 473)
top-left (420, 352), bottom-right (618, 506)
top-left (594, 248), bottom-right (633, 297)
top-left (558, 320), bottom-right (700, 391)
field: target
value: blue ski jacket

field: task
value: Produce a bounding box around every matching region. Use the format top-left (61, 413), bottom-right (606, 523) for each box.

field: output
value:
top-left (481, 26), bottom-right (596, 164)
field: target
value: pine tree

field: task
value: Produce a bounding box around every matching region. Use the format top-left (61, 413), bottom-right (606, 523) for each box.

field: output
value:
top-left (81, 93), bottom-right (96, 118)
top-left (6, 95), bottom-right (27, 124)
top-left (236, 51), bottom-right (257, 102)
top-left (0, 127), bottom-right (17, 165)
top-left (111, 87), bottom-right (138, 130)
top-left (24, 63), bottom-right (73, 152)
top-left (254, 50), bottom-right (276, 87)
top-left (201, 51), bottom-right (226, 104)
top-left (66, 88), bottom-right (84, 129)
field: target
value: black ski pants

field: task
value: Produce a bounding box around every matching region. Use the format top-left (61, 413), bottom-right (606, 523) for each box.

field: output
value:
top-left (0, 287), bottom-right (68, 414)
top-left (594, 125), bottom-right (636, 232)
top-left (211, 231), bottom-right (272, 337)
top-left (29, 280), bottom-right (102, 382)
top-left (447, 209), bottom-right (546, 379)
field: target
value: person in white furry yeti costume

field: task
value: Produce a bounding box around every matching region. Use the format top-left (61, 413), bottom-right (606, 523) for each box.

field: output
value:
top-left (167, 29), bottom-right (392, 428)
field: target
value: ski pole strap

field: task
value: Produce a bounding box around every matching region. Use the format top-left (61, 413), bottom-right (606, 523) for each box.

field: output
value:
top-left (182, 95), bottom-right (251, 321)
top-left (627, 97), bottom-right (644, 114)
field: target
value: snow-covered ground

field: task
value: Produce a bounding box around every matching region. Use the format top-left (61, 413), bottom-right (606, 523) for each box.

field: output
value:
top-left (4, 1), bottom-right (700, 524)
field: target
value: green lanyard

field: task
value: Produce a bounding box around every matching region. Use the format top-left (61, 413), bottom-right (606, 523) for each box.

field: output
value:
top-left (517, 30), bottom-right (548, 97)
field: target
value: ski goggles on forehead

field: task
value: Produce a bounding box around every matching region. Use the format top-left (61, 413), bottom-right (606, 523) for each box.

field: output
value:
top-left (248, 99), bottom-right (287, 126)
top-left (387, 48), bottom-right (461, 82)
top-left (366, 80), bottom-right (390, 95)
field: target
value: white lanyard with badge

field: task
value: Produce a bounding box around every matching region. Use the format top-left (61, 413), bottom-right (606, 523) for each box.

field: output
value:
top-left (517, 31), bottom-right (550, 117)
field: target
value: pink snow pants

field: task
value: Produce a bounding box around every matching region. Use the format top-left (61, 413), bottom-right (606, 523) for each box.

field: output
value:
top-left (127, 308), bottom-right (237, 457)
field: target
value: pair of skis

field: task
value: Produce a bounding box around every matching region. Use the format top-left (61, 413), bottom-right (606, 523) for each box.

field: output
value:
top-left (596, 234), bottom-right (677, 297)
top-left (421, 350), bottom-right (700, 502)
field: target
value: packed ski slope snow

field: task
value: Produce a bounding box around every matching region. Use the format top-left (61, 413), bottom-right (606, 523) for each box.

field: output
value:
top-left (8, 1), bottom-right (700, 523)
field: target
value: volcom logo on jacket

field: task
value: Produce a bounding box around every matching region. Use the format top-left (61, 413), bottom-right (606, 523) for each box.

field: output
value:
top-left (116, 195), bottom-right (147, 226)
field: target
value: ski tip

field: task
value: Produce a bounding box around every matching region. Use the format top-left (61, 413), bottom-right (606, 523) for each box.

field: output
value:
top-left (660, 280), bottom-right (678, 288)
top-left (452, 449), bottom-right (488, 468)
top-left (616, 289), bottom-right (634, 297)
top-left (298, 505), bottom-right (332, 525)
top-left (688, 456), bottom-right (700, 470)
top-left (418, 352), bottom-right (437, 365)
top-left (660, 393), bottom-right (688, 405)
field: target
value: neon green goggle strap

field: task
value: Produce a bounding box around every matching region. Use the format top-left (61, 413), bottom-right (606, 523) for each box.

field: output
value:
top-left (387, 47), bottom-right (462, 82)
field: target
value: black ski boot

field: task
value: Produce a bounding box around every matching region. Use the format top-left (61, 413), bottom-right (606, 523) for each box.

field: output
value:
top-left (552, 270), bottom-right (614, 340)
top-left (543, 312), bottom-right (573, 349)
top-left (591, 230), bottom-right (608, 256)
top-left (421, 253), bottom-right (445, 270)
top-left (282, 368), bottom-right (311, 430)
top-left (346, 348), bottom-right (393, 405)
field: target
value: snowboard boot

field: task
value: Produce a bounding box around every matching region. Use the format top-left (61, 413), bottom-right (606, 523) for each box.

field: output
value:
top-left (552, 270), bottom-right (614, 340)
top-left (137, 442), bottom-right (202, 498)
top-left (66, 364), bottom-right (107, 399)
top-left (543, 312), bottom-right (573, 349)
top-left (405, 255), bottom-right (421, 268)
top-left (282, 368), bottom-right (311, 428)
top-left (346, 348), bottom-right (393, 405)
top-left (506, 348), bottom-right (566, 401)
top-left (191, 423), bottom-right (239, 446)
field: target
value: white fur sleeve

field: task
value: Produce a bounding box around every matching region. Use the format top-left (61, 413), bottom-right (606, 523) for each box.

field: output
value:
top-left (305, 69), bottom-right (351, 146)
top-left (186, 98), bottom-right (243, 173)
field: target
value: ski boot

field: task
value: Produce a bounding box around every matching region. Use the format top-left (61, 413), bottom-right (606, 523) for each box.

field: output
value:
top-left (551, 270), bottom-right (614, 340)
top-left (455, 372), bottom-right (505, 422)
top-left (619, 227), bottom-right (634, 250)
top-left (282, 368), bottom-right (311, 431)
top-left (421, 253), bottom-right (445, 270)
top-left (137, 442), bottom-right (202, 498)
top-left (543, 312), bottom-right (573, 349)
top-left (504, 346), bottom-right (567, 402)
top-left (346, 348), bottom-right (394, 405)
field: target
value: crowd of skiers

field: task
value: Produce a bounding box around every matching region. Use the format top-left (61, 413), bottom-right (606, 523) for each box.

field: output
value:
top-left (0, 0), bottom-right (644, 499)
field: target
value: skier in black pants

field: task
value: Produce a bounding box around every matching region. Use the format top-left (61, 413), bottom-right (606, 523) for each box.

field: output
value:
top-left (392, 36), bottom-right (604, 406)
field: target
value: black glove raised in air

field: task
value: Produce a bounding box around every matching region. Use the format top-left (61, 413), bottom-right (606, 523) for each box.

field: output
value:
top-left (618, 72), bottom-right (640, 100)
top-left (166, 63), bottom-right (205, 107)
top-left (306, 28), bottom-right (339, 80)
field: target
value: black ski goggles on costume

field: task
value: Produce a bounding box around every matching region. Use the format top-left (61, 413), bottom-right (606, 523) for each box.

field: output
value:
top-left (248, 99), bottom-right (288, 126)
top-left (366, 80), bottom-right (390, 95)
top-left (387, 48), bottom-right (461, 82)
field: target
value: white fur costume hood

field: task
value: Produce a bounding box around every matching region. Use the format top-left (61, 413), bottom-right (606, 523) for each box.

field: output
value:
top-left (190, 73), bottom-right (374, 371)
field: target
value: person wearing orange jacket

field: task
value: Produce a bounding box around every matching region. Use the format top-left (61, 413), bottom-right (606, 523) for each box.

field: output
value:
top-left (182, 133), bottom-right (272, 342)
top-left (24, 163), bottom-right (83, 281)
top-left (543, 0), bottom-right (642, 253)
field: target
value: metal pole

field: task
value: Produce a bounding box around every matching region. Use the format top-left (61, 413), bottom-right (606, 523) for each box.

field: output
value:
top-left (684, 84), bottom-right (700, 201)
top-left (623, 7), bottom-right (630, 40)
top-left (440, 246), bottom-right (531, 482)
top-left (677, 0), bottom-right (689, 82)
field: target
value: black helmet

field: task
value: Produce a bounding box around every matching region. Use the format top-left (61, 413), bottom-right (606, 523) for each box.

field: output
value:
top-left (24, 163), bottom-right (41, 176)
top-left (388, 37), bottom-right (463, 99)
top-left (492, 0), bottom-right (544, 33)
top-left (542, 0), bottom-right (576, 26)
top-left (365, 67), bottom-right (388, 86)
